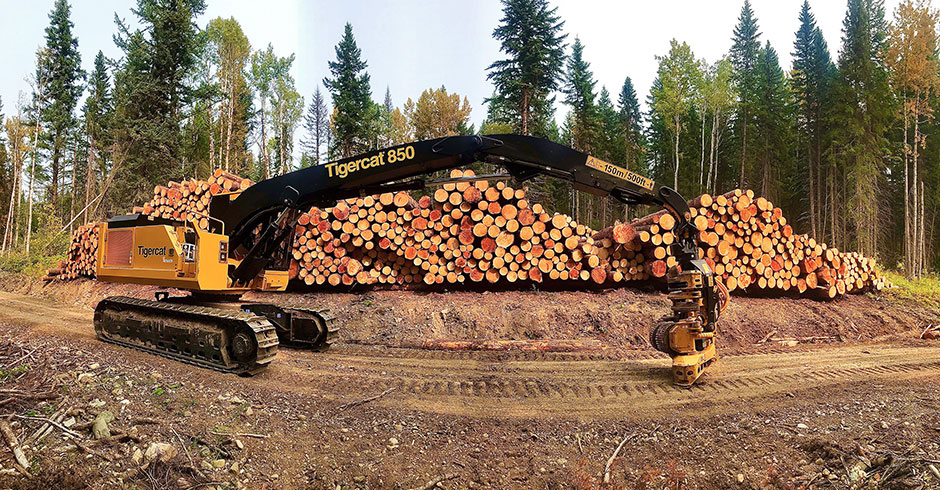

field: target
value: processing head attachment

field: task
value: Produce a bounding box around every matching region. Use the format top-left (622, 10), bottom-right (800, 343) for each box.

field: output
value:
top-left (652, 263), bottom-right (727, 386)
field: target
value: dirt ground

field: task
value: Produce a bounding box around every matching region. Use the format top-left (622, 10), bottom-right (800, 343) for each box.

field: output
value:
top-left (0, 278), bottom-right (937, 489)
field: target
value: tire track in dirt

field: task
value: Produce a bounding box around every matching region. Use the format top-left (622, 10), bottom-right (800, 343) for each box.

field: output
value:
top-left (269, 342), bottom-right (940, 419)
top-left (2, 291), bottom-right (938, 420)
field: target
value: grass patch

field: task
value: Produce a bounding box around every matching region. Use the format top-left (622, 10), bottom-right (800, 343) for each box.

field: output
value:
top-left (0, 252), bottom-right (65, 279)
top-left (881, 271), bottom-right (940, 308)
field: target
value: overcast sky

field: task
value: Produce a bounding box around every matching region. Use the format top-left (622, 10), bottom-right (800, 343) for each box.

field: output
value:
top-left (0, 0), bottom-right (905, 141)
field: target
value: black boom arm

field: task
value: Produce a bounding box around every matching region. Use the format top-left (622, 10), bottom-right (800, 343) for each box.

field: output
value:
top-left (210, 134), bottom-right (703, 295)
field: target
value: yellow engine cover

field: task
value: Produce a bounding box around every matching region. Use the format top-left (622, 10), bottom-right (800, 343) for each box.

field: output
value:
top-left (95, 217), bottom-right (288, 294)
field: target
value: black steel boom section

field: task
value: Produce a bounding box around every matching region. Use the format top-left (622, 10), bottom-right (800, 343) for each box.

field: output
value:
top-left (210, 134), bottom-right (699, 290)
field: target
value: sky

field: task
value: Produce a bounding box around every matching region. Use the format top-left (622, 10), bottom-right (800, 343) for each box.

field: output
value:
top-left (0, 0), bottom-right (905, 153)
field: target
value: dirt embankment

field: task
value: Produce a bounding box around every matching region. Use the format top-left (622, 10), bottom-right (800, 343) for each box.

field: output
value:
top-left (7, 275), bottom-right (936, 352)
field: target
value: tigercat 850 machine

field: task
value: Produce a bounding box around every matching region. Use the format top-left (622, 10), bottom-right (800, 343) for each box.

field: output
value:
top-left (94, 134), bottom-right (728, 384)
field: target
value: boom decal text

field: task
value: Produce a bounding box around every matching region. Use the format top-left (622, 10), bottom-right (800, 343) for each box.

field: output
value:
top-left (585, 156), bottom-right (655, 191)
top-left (325, 145), bottom-right (416, 179)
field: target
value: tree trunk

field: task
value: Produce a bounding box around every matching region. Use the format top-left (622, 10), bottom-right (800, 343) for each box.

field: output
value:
top-left (26, 100), bottom-right (42, 254)
top-left (50, 150), bottom-right (60, 208)
top-left (707, 112), bottom-right (716, 192)
top-left (808, 123), bottom-right (817, 240)
top-left (279, 104), bottom-right (287, 175)
top-left (69, 148), bottom-right (77, 233)
top-left (913, 106), bottom-right (920, 277)
top-left (903, 96), bottom-right (910, 275)
top-left (521, 90), bottom-right (529, 136)
top-left (700, 104), bottom-right (706, 188)
top-left (2, 138), bottom-right (21, 253)
top-left (208, 101), bottom-right (215, 175)
top-left (673, 115), bottom-right (681, 190)
top-left (225, 82), bottom-right (235, 171)
top-left (739, 108), bottom-right (747, 188)
top-left (260, 98), bottom-right (269, 179)
top-left (84, 130), bottom-right (95, 224)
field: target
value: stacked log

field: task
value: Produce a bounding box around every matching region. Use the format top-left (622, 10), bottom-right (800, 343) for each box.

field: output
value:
top-left (134, 169), bottom-right (253, 231)
top-left (44, 222), bottom-right (99, 281)
top-left (633, 189), bottom-right (888, 295)
top-left (50, 169), bottom-right (887, 298)
top-left (288, 169), bottom-right (647, 286)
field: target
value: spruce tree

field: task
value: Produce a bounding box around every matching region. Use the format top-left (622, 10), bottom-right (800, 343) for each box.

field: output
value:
top-left (562, 37), bottom-right (597, 152)
top-left (301, 87), bottom-right (329, 165)
top-left (829, 0), bottom-right (893, 256)
top-left (791, 1), bottom-right (834, 238)
top-left (323, 23), bottom-right (375, 158)
top-left (39, 0), bottom-right (83, 208)
top-left (729, 0), bottom-right (761, 187)
top-left (82, 51), bottom-right (111, 221)
top-left (486, 0), bottom-right (567, 136)
top-left (752, 41), bottom-right (793, 202)
top-left (109, 0), bottom-right (207, 213)
top-left (617, 77), bottom-right (644, 171)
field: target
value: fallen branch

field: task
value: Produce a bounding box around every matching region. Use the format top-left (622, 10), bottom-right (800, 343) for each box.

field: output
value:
top-left (24, 405), bottom-right (68, 446)
top-left (757, 329), bottom-right (776, 344)
top-left (14, 414), bottom-right (83, 439)
top-left (0, 419), bottom-right (31, 472)
top-left (2, 348), bottom-right (36, 369)
top-left (207, 429), bottom-right (267, 439)
top-left (603, 433), bottom-right (633, 483)
top-left (173, 428), bottom-right (207, 480)
top-left (72, 440), bottom-right (113, 462)
top-left (336, 387), bottom-right (396, 411)
top-left (185, 482), bottom-right (227, 490)
top-left (90, 430), bottom-right (142, 446)
top-left (408, 473), bottom-right (459, 490)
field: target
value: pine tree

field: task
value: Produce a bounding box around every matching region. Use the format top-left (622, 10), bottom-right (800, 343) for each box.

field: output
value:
top-left (376, 86), bottom-right (394, 147)
top-left (791, 1), bottom-right (834, 238)
top-left (617, 77), bottom-right (644, 172)
top-left (486, 0), bottom-right (567, 136)
top-left (562, 37), bottom-right (598, 152)
top-left (323, 23), bottom-right (375, 158)
top-left (729, 0), bottom-right (761, 188)
top-left (82, 51), bottom-right (111, 222)
top-left (403, 87), bottom-right (472, 140)
top-left (109, 0), bottom-right (207, 214)
top-left (752, 41), bottom-right (793, 203)
top-left (301, 86), bottom-right (329, 165)
top-left (38, 0), bottom-right (83, 209)
top-left (829, 0), bottom-right (893, 256)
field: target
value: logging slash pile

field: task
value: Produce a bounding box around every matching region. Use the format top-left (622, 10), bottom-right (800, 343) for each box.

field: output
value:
top-left (49, 169), bottom-right (887, 298)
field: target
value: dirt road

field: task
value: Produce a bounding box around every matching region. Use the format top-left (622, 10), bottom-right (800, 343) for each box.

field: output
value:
top-left (0, 289), bottom-right (939, 489)
top-left (2, 290), bottom-right (938, 422)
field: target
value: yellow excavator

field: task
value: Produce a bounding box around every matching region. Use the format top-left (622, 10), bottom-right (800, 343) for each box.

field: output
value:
top-left (94, 134), bottom-right (728, 384)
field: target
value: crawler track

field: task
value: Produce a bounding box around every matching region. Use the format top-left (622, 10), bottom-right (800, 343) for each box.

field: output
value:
top-left (94, 296), bottom-right (278, 375)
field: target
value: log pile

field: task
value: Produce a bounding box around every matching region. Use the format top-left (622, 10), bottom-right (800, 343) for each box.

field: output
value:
top-left (634, 189), bottom-right (888, 296)
top-left (49, 169), bottom-right (888, 298)
top-left (44, 222), bottom-right (99, 282)
top-left (133, 169), bottom-right (253, 231)
top-left (288, 169), bottom-right (645, 286)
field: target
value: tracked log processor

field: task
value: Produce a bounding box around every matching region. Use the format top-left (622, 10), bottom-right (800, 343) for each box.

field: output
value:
top-left (94, 134), bottom-right (725, 384)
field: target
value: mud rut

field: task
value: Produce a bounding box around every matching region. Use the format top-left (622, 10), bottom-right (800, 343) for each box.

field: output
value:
top-left (1, 291), bottom-right (938, 420)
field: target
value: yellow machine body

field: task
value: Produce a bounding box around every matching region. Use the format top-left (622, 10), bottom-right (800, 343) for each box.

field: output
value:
top-left (95, 218), bottom-right (289, 294)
